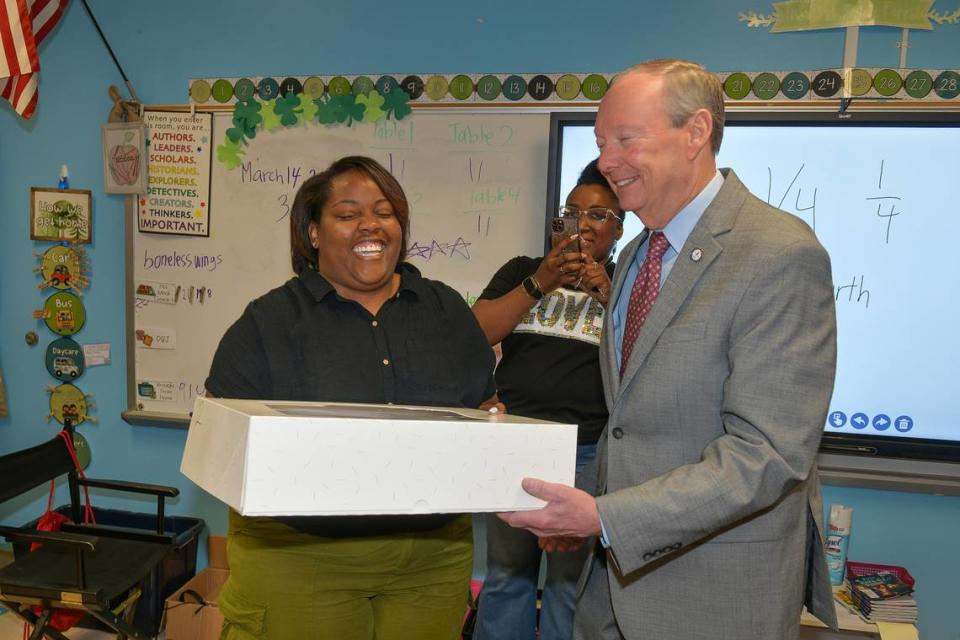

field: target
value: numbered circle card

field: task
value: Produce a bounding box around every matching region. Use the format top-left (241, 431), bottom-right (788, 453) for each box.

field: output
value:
top-left (43, 291), bottom-right (86, 336)
top-left (48, 383), bottom-right (91, 426)
top-left (751, 73), bottom-right (780, 100)
top-left (45, 337), bottom-right (85, 380)
top-left (812, 71), bottom-right (842, 98)
top-left (38, 245), bottom-right (88, 293)
top-left (723, 73), bottom-right (752, 100)
top-left (934, 71), bottom-right (960, 100)
top-left (872, 69), bottom-right (903, 97)
top-left (781, 72), bottom-right (810, 100)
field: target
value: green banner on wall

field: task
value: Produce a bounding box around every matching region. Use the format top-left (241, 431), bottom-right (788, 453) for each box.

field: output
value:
top-left (770, 0), bottom-right (933, 32)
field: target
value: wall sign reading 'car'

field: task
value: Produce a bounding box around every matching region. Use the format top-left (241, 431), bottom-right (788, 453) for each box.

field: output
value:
top-left (37, 245), bottom-right (89, 294)
top-left (45, 337), bottom-right (85, 380)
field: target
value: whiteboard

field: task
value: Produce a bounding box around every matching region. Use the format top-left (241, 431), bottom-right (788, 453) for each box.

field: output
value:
top-left (559, 120), bottom-right (960, 446)
top-left (127, 110), bottom-right (549, 422)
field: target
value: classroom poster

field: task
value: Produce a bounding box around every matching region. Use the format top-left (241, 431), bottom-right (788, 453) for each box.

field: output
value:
top-left (138, 111), bottom-right (213, 236)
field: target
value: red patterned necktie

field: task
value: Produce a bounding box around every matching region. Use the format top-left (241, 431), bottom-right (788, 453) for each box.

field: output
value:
top-left (620, 231), bottom-right (670, 376)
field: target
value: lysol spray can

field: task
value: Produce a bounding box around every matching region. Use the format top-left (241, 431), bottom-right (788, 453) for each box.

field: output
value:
top-left (825, 504), bottom-right (853, 585)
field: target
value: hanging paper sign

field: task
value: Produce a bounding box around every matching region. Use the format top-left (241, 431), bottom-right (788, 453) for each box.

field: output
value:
top-left (72, 431), bottom-right (92, 470)
top-left (138, 110), bottom-right (213, 237)
top-left (136, 380), bottom-right (177, 402)
top-left (48, 383), bottom-right (92, 426)
top-left (36, 244), bottom-right (89, 293)
top-left (82, 343), bottom-right (111, 367)
top-left (45, 337), bottom-right (85, 380)
top-left (134, 326), bottom-right (177, 349)
top-left (42, 291), bottom-right (86, 336)
top-left (135, 279), bottom-right (180, 305)
top-left (101, 121), bottom-right (148, 194)
top-left (768, 0), bottom-right (934, 32)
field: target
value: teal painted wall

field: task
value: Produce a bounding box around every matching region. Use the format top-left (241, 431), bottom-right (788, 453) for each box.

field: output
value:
top-left (2, 2), bottom-right (958, 637)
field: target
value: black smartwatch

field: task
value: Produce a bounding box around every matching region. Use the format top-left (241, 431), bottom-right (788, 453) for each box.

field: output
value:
top-left (521, 275), bottom-right (543, 300)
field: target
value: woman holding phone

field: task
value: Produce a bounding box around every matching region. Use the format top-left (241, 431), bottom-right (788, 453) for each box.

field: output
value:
top-left (470, 159), bottom-right (623, 640)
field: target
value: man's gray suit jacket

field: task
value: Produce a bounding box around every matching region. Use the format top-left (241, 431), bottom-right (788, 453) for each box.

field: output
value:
top-left (577, 169), bottom-right (839, 640)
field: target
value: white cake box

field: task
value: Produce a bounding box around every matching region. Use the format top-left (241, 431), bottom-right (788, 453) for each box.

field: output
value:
top-left (181, 397), bottom-right (577, 516)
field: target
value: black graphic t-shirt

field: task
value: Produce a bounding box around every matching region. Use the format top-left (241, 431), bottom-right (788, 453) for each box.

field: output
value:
top-left (479, 256), bottom-right (612, 444)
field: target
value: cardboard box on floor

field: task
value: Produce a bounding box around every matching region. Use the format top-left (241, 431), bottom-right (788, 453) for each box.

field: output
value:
top-left (181, 398), bottom-right (577, 516)
top-left (163, 535), bottom-right (228, 640)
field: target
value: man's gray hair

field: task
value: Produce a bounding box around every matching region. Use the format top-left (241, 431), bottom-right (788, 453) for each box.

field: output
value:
top-left (613, 59), bottom-right (725, 154)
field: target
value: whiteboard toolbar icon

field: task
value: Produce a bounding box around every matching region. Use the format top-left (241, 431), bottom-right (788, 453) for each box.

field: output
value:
top-left (894, 416), bottom-right (914, 433)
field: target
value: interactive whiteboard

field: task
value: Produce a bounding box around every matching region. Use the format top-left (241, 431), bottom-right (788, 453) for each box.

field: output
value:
top-left (552, 111), bottom-right (960, 463)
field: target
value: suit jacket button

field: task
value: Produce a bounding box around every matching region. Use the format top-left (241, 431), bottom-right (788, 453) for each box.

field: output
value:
top-left (612, 427), bottom-right (624, 439)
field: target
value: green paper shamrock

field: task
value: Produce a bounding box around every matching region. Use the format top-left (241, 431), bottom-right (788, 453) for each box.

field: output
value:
top-left (217, 139), bottom-right (245, 169)
top-left (298, 93), bottom-right (319, 125)
top-left (232, 98), bottom-right (263, 142)
top-left (225, 127), bottom-right (245, 144)
top-left (383, 89), bottom-right (412, 120)
top-left (274, 92), bottom-right (303, 127)
top-left (260, 99), bottom-right (282, 131)
top-left (356, 91), bottom-right (386, 123)
top-left (315, 94), bottom-right (366, 126)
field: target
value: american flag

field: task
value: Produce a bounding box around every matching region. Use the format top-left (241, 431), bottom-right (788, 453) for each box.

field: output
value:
top-left (0, 0), bottom-right (68, 119)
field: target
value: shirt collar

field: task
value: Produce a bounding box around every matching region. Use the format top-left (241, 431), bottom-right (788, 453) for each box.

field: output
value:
top-left (299, 262), bottom-right (425, 302)
top-left (658, 170), bottom-right (724, 252)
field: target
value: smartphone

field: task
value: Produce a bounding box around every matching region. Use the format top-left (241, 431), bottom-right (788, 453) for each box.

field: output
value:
top-left (550, 217), bottom-right (580, 253)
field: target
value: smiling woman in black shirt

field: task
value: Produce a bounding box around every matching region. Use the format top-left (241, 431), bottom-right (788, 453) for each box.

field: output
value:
top-left (206, 156), bottom-right (495, 640)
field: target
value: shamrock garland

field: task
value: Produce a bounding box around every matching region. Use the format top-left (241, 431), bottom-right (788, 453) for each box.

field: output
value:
top-left (217, 88), bottom-right (412, 169)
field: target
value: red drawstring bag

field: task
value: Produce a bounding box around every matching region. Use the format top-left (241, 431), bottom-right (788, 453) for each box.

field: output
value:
top-left (25, 431), bottom-right (97, 635)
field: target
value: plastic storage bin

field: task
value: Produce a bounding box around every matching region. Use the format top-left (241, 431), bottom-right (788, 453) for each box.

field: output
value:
top-left (15, 505), bottom-right (205, 635)
top-left (845, 560), bottom-right (915, 588)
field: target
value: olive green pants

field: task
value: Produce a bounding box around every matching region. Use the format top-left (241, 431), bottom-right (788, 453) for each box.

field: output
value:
top-left (218, 511), bottom-right (473, 640)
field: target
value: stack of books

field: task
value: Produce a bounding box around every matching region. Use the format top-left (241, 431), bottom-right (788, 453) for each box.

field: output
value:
top-left (838, 570), bottom-right (918, 624)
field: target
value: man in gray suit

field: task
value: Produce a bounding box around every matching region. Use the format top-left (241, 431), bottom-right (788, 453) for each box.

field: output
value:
top-left (499, 59), bottom-right (839, 639)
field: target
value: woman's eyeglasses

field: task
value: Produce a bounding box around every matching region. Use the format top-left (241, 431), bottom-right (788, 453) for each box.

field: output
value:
top-left (559, 205), bottom-right (622, 224)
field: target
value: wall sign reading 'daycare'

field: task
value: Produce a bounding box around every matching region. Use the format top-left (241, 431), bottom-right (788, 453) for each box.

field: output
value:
top-left (45, 337), bottom-right (85, 380)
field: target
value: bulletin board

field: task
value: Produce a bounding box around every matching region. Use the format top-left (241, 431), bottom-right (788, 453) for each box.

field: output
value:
top-left (124, 106), bottom-right (550, 424)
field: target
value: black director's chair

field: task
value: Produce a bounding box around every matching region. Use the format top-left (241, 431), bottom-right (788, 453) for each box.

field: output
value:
top-left (0, 422), bottom-right (178, 640)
